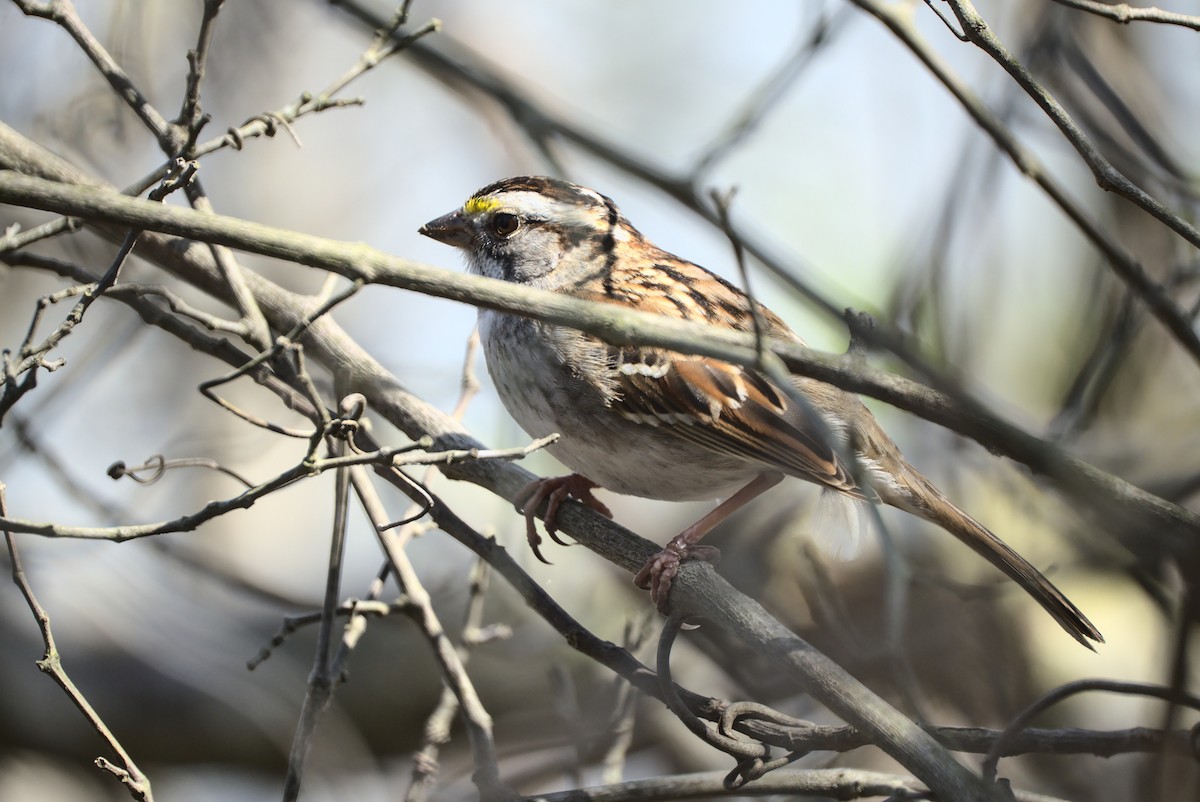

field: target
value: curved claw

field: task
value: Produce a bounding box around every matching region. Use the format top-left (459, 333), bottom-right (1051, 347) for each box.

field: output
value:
top-left (528, 531), bottom-right (553, 565)
top-left (513, 474), bottom-right (611, 562)
top-left (515, 480), bottom-right (558, 564)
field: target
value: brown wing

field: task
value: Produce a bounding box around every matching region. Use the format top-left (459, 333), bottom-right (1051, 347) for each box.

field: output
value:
top-left (580, 255), bottom-right (864, 496)
top-left (610, 347), bottom-right (862, 495)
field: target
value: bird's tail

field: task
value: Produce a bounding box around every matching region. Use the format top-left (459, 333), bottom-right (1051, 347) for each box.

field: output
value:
top-left (885, 465), bottom-right (1103, 649)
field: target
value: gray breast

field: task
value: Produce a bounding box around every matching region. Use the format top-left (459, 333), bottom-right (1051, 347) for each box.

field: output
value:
top-left (477, 310), bottom-right (760, 501)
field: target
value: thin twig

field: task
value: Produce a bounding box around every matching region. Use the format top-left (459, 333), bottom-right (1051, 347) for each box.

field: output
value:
top-left (1, 227), bottom-right (140, 420)
top-left (247, 599), bottom-right (407, 671)
top-left (1048, 0), bottom-right (1200, 30)
top-left (188, 5), bottom-right (440, 161)
top-left (107, 454), bottom-right (255, 489)
top-left (1, 485), bottom-right (154, 802)
top-left (282, 436), bottom-right (352, 802)
top-left (982, 679), bottom-right (1200, 781)
top-left (196, 280), bottom-right (364, 438)
top-left (111, 283), bottom-right (253, 336)
top-left (176, 0), bottom-right (225, 143)
top-left (0, 434), bottom-right (557, 541)
top-left (349, 465), bottom-right (511, 800)
top-left (0, 214), bottom-right (83, 254)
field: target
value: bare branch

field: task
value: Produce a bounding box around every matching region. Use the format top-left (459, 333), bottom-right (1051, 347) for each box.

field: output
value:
top-left (531, 768), bottom-right (1067, 802)
top-left (349, 465), bottom-right (511, 800)
top-left (2, 485), bottom-right (155, 802)
top-left (175, 0), bottom-right (225, 142)
top-left (281, 434), bottom-right (352, 802)
top-left (189, 6), bottom-right (439, 161)
top-left (1049, 0), bottom-right (1200, 30)
top-left (983, 679), bottom-right (1200, 781)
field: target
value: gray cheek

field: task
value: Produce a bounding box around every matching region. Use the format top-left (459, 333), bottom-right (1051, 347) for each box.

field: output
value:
top-left (483, 230), bottom-right (562, 284)
top-left (510, 254), bottom-right (556, 283)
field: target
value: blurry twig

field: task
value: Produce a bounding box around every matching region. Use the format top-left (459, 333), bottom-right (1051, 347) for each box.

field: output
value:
top-left (1143, 588), bottom-right (1196, 798)
top-left (247, 599), bottom-right (404, 671)
top-left (450, 329), bottom-right (482, 421)
top-left (1052, 31), bottom-right (1194, 192)
top-left (13, 0), bottom-right (183, 152)
top-left (601, 614), bottom-right (652, 784)
top-left (1047, 283), bottom-right (1143, 442)
top-left (550, 665), bottom-right (588, 790)
top-left (407, 558), bottom-right (510, 802)
top-left (691, 8), bottom-right (850, 177)
top-left (849, 0), bottom-right (1200, 370)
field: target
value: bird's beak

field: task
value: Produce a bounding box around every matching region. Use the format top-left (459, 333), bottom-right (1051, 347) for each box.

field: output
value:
top-left (419, 210), bottom-right (473, 248)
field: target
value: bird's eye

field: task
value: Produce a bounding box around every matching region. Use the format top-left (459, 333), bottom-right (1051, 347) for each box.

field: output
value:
top-left (490, 212), bottom-right (519, 237)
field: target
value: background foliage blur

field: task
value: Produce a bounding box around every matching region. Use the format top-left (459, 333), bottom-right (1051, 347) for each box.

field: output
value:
top-left (1, 1), bottom-right (1199, 800)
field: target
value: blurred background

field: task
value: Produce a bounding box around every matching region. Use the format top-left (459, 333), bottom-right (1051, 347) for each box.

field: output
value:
top-left (1, 1), bottom-right (1198, 800)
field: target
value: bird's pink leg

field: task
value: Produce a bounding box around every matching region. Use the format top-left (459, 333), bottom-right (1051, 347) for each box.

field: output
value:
top-left (513, 474), bottom-right (612, 563)
top-left (634, 472), bottom-right (783, 611)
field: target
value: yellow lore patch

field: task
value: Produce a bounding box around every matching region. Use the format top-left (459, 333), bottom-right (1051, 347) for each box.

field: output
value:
top-left (463, 196), bottom-right (500, 215)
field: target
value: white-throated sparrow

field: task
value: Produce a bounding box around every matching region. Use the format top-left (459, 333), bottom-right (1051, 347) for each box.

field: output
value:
top-left (420, 176), bottom-right (1102, 647)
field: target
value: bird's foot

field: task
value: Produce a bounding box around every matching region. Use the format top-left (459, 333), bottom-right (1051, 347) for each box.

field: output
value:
top-left (513, 473), bottom-right (612, 563)
top-left (633, 533), bottom-right (721, 613)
